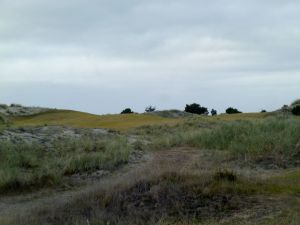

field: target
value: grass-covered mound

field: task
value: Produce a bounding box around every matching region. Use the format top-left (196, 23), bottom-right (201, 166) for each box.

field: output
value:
top-left (11, 110), bottom-right (180, 131)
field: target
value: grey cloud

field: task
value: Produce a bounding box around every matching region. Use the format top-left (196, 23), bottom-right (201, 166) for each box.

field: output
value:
top-left (0, 0), bottom-right (300, 113)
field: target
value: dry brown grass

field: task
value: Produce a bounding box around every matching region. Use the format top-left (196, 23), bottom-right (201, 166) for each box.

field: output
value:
top-left (2, 148), bottom-right (298, 225)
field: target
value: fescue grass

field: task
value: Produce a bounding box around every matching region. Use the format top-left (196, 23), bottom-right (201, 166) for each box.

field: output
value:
top-left (11, 110), bottom-right (180, 131)
top-left (0, 136), bottom-right (131, 193)
top-left (14, 170), bottom-right (300, 225)
top-left (148, 116), bottom-right (300, 166)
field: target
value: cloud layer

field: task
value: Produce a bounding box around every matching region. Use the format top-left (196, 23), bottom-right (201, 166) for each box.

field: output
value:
top-left (1, 0), bottom-right (300, 113)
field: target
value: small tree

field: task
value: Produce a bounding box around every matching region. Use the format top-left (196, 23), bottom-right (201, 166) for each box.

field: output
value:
top-left (261, 109), bottom-right (267, 113)
top-left (185, 103), bottom-right (208, 115)
top-left (211, 109), bottom-right (217, 116)
top-left (292, 105), bottom-right (300, 115)
top-left (226, 107), bottom-right (242, 114)
top-left (145, 106), bottom-right (156, 112)
top-left (121, 108), bottom-right (133, 114)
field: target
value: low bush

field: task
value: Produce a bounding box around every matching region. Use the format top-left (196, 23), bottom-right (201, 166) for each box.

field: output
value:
top-left (145, 106), bottom-right (156, 112)
top-left (211, 109), bottom-right (217, 116)
top-left (225, 107), bottom-right (242, 114)
top-left (292, 105), bottom-right (300, 116)
top-left (291, 99), bottom-right (300, 107)
top-left (185, 103), bottom-right (208, 115)
top-left (121, 108), bottom-right (134, 114)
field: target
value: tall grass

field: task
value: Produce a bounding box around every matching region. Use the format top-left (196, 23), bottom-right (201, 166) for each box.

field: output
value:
top-left (0, 136), bottom-right (131, 193)
top-left (64, 138), bottom-right (131, 174)
top-left (150, 117), bottom-right (300, 165)
top-left (15, 170), bottom-right (300, 225)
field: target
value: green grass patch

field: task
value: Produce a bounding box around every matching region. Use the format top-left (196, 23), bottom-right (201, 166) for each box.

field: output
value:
top-left (11, 110), bottom-right (180, 131)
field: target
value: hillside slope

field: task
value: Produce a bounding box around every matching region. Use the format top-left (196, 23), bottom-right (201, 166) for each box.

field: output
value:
top-left (11, 110), bottom-right (180, 131)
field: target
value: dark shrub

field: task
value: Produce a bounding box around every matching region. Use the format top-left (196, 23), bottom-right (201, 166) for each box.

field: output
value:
top-left (121, 108), bottom-right (134, 114)
top-left (211, 109), bottom-right (217, 116)
top-left (145, 106), bottom-right (156, 112)
top-left (291, 99), bottom-right (300, 107)
top-left (261, 110), bottom-right (267, 113)
top-left (292, 105), bottom-right (300, 116)
top-left (226, 107), bottom-right (242, 114)
top-left (185, 103), bottom-right (208, 115)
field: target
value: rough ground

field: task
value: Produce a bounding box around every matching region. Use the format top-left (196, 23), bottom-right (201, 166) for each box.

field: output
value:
top-left (0, 147), bottom-right (291, 224)
top-left (0, 148), bottom-right (195, 220)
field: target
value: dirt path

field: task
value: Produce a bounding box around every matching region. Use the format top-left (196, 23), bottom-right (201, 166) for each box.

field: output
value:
top-left (0, 148), bottom-right (200, 221)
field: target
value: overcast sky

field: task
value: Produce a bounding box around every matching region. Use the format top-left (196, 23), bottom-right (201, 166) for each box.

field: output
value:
top-left (0, 0), bottom-right (300, 114)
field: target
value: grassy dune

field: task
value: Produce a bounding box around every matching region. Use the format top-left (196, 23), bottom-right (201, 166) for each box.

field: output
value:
top-left (10, 110), bottom-right (278, 132)
top-left (11, 110), bottom-right (180, 131)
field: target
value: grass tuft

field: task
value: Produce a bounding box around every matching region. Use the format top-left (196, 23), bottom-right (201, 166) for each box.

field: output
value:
top-left (0, 136), bottom-right (132, 193)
